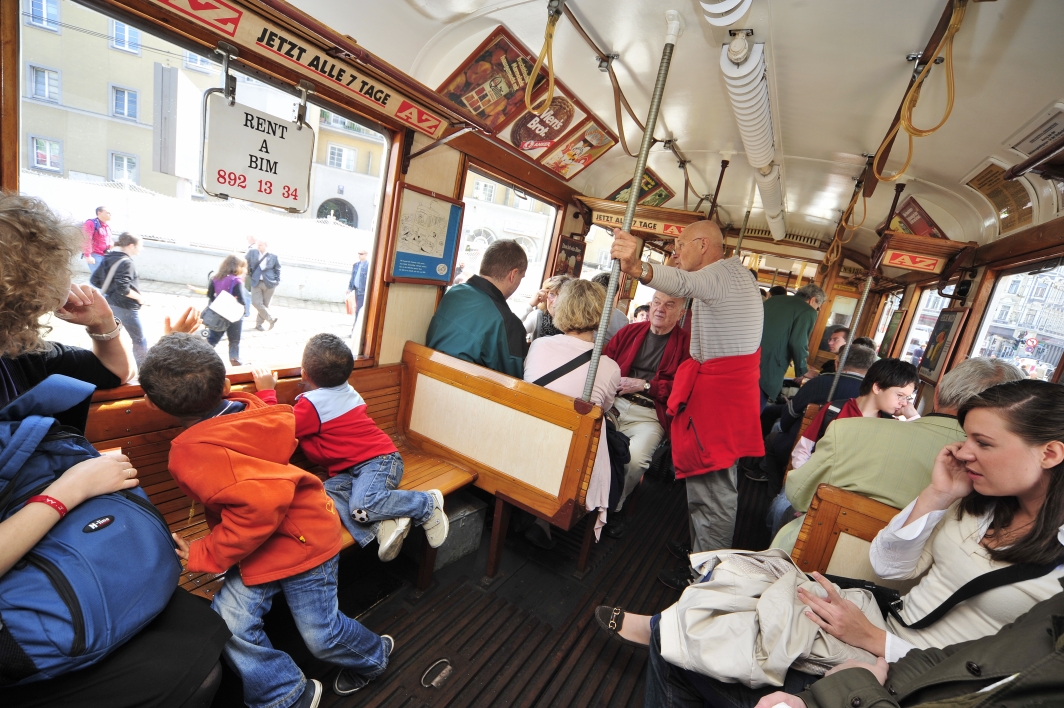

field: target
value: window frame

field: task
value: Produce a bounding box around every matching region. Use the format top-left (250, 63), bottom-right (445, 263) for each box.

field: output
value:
top-left (110, 19), bottom-right (141, 55)
top-left (326, 143), bottom-right (356, 171)
top-left (28, 63), bottom-right (60, 102)
top-left (183, 50), bottom-right (214, 72)
top-left (110, 84), bottom-right (138, 121)
top-left (109, 151), bottom-right (138, 183)
top-left (26, 0), bottom-right (59, 33)
top-left (29, 134), bottom-right (62, 172)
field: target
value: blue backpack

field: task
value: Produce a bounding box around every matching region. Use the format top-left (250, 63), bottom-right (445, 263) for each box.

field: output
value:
top-left (0, 375), bottom-right (180, 685)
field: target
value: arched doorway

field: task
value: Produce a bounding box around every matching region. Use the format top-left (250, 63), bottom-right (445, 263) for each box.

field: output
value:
top-left (317, 198), bottom-right (358, 227)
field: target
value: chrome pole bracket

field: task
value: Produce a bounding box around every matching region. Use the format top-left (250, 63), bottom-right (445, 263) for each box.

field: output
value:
top-left (215, 42), bottom-right (239, 105)
top-left (296, 80), bottom-right (315, 129)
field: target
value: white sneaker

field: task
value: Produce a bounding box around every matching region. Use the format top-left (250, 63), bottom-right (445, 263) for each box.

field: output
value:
top-left (376, 517), bottom-right (411, 561)
top-left (422, 490), bottom-right (449, 549)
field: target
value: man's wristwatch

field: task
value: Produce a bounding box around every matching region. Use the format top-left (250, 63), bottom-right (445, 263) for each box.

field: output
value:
top-left (87, 317), bottom-right (122, 341)
top-left (639, 261), bottom-right (651, 282)
top-left (643, 381), bottom-right (651, 392)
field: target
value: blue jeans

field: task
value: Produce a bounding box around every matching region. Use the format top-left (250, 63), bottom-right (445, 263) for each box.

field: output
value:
top-left (207, 318), bottom-right (243, 364)
top-left (767, 490), bottom-right (796, 538)
top-left (211, 555), bottom-right (388, 708)
top-left (645, 615), bottom-right (818, 708)
top-left (87, 256), bottom-right (103, 277)
top-left (324, 452), bottom-right (434, 547)
top-left (109, 303), bottom-right (147, 367)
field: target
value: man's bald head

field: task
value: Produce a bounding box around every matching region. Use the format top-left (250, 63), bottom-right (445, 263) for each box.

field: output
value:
top-left (673, 220), bottom-right (725, 272)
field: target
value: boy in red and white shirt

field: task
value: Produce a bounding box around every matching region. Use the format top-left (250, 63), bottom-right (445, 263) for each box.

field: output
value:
top-left (258, 333), bottom-right (448, 560)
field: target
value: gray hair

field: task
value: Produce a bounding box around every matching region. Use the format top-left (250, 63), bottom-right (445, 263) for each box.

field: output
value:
top-left (795, 284), bottom-right (826, 306)
top-left (840, 344), bottom-right (877, 373)
top-left (937, 357), bottom-right (1025, 411)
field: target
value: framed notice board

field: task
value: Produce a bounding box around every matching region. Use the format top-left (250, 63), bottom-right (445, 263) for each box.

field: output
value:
top-left (388, 183), bottom-right (465, 285)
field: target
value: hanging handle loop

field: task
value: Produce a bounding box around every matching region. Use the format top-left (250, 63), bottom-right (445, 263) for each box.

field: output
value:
top-left (524, 0), bottom-right (564, 115)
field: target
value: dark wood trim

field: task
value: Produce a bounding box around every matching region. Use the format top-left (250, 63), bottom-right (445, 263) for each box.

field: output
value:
top-left (889, 285), bottom-right (920, 359)
top-left (952, 266), bottom-right (997, 365)
top-left (974, 214), bottom-right (1064, 267)
top-left (451, 131), bottom-right (577, 206)
top-left (0, 0), bottom-right (18, 191)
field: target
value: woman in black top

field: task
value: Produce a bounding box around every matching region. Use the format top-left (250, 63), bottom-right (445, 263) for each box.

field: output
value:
top-left (89, 231), bottom-right (148, 367)
top-left (0, 194), bottom-right (228, 707)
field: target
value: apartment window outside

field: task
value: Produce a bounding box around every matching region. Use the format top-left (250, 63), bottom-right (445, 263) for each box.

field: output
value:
top-left (472, 180), bottom-right (495, 202)
top-left (19, 1), bottom-right (391, 368)
top-left (111, 153), bottom-right (137, 183)
top-left (1034, 281), bottom-right (1048, 299)
top-left (31, 66), bottom-right (59, 101)
top-left (996, 305), bottom-right (1011, 322)
top-left (1008, 278), bottom-right (1021, 294)
top-left (113, 87), bottom-right (137, 120)
top-left (31, 136), bottom-right (61, 171)
top-left (29, 0), bottom-right (59, 30)
top-left (327, 144), bottom-right (356, 171)
top-left (111, 21), bottom-right (140, 53)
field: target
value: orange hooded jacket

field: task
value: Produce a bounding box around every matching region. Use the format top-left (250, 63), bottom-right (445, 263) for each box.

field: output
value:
top-left (168, 392), bottom-right (342, 585)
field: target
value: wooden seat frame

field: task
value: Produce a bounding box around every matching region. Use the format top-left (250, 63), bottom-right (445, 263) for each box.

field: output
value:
top-left (790, 483), bottom-right (899, 574)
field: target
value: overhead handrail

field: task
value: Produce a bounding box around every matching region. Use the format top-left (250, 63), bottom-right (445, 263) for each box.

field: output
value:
top-left (525, 0), bottom-right (564, 115)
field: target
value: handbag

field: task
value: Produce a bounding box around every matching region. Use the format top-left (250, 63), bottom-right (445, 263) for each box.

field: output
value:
top-left (824, 554), bottom-right (1063, 630)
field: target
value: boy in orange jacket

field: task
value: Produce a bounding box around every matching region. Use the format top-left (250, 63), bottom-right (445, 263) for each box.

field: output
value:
top-left (140, 334), bottom-right (391, 708)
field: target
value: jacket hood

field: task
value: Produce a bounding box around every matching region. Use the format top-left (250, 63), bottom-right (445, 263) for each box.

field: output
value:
top-left (173, 391), bottom-right (297, 464)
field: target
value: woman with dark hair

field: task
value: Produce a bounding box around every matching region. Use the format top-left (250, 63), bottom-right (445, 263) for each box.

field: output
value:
top-left (89, 231), bottom-right (147, 367)
top-left (602, 380), bottom-right (1064, 708)
top-left (205, 254), bottom-right (249, 366)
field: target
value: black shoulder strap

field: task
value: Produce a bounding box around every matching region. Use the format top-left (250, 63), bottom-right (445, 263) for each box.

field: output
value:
top-left (533, 350), bottom-right (593, 387)
top-left (816, 400), bottom-right (846, 439)
top-left (890, 557), bottom-right (1062, 630)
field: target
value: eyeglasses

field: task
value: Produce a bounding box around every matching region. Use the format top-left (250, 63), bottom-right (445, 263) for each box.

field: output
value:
top-left (673, 236), bottom-right (705, 252)
top-left (895, 391), bottom-right (916, 403)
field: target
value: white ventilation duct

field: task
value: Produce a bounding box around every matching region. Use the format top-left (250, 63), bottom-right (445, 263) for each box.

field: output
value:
top-left (700, 0), bottom-right (753, 27)
top-left (720, 37), bottom-right (787, 241)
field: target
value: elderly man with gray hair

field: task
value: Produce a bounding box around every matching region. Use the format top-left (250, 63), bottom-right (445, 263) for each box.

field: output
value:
top-left (770, 357), bottom-right (1025, 552)
top-left (758, 284), bottom-right (827, 409)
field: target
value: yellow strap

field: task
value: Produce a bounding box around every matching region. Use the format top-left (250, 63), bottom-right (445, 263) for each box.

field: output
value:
top-left (524, 14), bottom-right (559, 116)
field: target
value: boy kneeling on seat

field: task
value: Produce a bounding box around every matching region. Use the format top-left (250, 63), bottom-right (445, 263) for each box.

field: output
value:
top-left (140, 333), bottom-right (392, 707)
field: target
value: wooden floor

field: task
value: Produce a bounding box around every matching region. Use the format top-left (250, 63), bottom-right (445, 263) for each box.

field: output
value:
top-left (283, 474), bottom-right (692, 708)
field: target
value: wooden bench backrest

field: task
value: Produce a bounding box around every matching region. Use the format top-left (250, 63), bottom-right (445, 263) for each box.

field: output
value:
top-left (790, 484), bottom-right (899, 578)
top-left (400, 342), bottom-right (601, 529)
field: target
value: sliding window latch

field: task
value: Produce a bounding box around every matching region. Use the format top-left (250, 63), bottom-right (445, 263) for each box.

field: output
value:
top-left (296, 80), bottom-right (315, 130)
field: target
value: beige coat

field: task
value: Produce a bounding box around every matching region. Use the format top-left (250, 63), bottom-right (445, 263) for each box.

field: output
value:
top-left (658, 549), bottom-right (887, 688)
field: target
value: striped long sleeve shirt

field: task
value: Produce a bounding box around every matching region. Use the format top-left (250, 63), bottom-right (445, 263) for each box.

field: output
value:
top-left (648, 257), bottom-right (764, 363)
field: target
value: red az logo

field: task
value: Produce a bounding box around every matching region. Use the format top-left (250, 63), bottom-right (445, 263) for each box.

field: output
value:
top-left (158, 0), bottom-right (243, 37)
top-left (395, 100), bottom-right (443, 135)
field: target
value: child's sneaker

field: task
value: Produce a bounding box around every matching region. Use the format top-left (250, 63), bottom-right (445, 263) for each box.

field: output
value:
top-left (377, 518), bottom-right (411, 562)
top-left (422, 490), bottom-right (449, 549)
top-left (293, 678), bottom-right (322, 708)
top-left (334, 635), bottom-right (394, 696)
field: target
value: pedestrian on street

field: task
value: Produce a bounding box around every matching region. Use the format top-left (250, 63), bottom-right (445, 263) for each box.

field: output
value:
top-left (348, 249), bottom-right (370, 325)
top-left (82, 206), bottom-right (113, 277)
top-left (246, 239), bottom-right (280, 330)
top-left (205, 255), bottom-right (249, 366)
top-left (89, 231), bottom-right (147, 366)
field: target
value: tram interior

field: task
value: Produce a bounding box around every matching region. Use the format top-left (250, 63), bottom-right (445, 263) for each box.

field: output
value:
top-left (5, 0), bottom-right (1064, 705)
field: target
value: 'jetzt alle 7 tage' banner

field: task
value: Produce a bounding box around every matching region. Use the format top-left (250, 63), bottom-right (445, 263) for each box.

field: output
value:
top-left (149, 0), bottom-right (448, 138)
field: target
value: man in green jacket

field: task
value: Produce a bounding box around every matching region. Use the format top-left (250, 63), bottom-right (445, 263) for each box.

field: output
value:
top-left (644, 580), bottom-right (1064, 708)
top-left (759, 284), bottom-right (825, 409)
top-left (426, 239), bottom-right (528, 378)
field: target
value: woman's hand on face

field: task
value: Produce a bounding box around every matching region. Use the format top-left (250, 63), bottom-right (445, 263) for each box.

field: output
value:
top-left (928, 441), bottom-right (973, 503)
top-left (530, 288), bottom-right (548, 308)
top-left (824, 657), bottom-right (889, 685)
top-left (753, 693), bottom-right (805, 708)
top-left (797, 573), bottom-right (886, 657)
top-left (45, 454), bottom-right (138, 510)
top-left (164, 307), bottom-right (202, 335)
top-left (56, 283), bottom-right (114, 329)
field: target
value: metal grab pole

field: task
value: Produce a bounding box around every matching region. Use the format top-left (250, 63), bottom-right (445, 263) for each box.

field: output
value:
top-left (582, 11), bottom-right (684, 401)
top-left (734, 209), bottom-right (752, 255)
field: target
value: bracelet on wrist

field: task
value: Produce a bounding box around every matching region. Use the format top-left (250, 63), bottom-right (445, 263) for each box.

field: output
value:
top-left (26, 495), bottom-right (68, 519)
top-left (87, 317), bottom-right (122, 341)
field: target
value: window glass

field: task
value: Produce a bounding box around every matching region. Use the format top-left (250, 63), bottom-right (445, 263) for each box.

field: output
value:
top-left (818, 295), bottom-right (857, 353)
top-left (31, 66), bottom-right (60, 101)
top-left (30, 0), bottom-right (59, 30)
top-left (970, 260), bottom-right (1064, 381)
top-left (899, 285), bottom-right (955, 366)
top-left (20, 0), bottom-right (390, 368)
top-left (872, 290), bottom-right (904, 349)
top-left (457, 169), bottom-right (557, 313)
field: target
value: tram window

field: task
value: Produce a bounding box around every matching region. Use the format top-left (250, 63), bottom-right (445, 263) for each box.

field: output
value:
top-left (457, 169), bottom-right (556, 312)
top-left (818, 296), bottom-right (857, 353)
top-left (872, 290), bottom-right (904, 350)
top-left (970, 260), bottom-right (1064, 381)
top-left (899, 285), bottom-right (955, 366)
top-left (20, 0), bottom-right (390, 369)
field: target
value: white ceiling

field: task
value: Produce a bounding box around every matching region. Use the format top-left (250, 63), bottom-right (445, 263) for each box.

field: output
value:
top-left (293, 0), bottom-right (1064, 250)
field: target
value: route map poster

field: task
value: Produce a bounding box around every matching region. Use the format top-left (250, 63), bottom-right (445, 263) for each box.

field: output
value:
top-left (389, 184), bottom-right (464, 285)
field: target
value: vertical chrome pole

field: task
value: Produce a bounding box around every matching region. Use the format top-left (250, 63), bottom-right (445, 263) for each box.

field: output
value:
top-left (583, 11), bottom-right (684, 401)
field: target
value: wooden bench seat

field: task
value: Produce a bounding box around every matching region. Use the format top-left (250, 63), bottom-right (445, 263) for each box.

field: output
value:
top-left (85, 363), bottom-right (476, 599)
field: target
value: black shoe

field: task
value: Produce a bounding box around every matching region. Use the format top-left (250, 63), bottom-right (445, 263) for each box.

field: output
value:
top-left (334, 635), bottom-right (393, 696)
top-left (524, 523), bottom-right (556, 550)
top-left (603, 518), bottom-right (628, 539)
top-left (665, 540), bottom-right (691, 560)
top-left (594, 606), bottom-right (645, 648)
top-left (744, 469), bottom-right (770, 482)
top-left (293, 679), bottom-right (322, 708)
top-left (658, 567), bottom-right (698, 591)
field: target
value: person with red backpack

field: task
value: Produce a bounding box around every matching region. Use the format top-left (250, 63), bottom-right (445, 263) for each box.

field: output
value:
top-left (82, 207), bottom-right (112, 277)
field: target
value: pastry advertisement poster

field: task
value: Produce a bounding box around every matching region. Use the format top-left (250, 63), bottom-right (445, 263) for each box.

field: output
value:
top-left (497, 89), bottom-right (587, 161)
top-left (539, 120), bottom-right (617, 181)
top-left (437, 28), bottom-right (546, 131)
top-left (553, 237), bottom-right (586, 278)
top-left (390, 184), bottom-right (465, 285)
top-left (604, 168), bottom-right (675, 207)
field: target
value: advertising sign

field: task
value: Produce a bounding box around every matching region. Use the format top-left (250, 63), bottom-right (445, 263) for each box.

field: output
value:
top-left (202, 91), bottom-right (314, 211)
top-left (591, 210), bottom-right (685, 237)
top-left (604, 168), bottom-right (675, 207)
top-left (148, 0), bottom-right (447, 137)
top-left (889, 196), bottom-right (947, 239)
top-left (882, 250), bottom-right (946, 273)
top-left (540, 121), bottom-right (617, 181)
top-left (498, 91), bottom-right (586, 161)
top-left (553, 237), bottom-right (586, 277)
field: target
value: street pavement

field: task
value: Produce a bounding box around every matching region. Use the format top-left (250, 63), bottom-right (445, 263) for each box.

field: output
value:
top-left (51, 277), bottom-right (363, 372)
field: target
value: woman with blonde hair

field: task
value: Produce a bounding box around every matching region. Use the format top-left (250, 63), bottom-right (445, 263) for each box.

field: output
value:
top-left (522, 278), bottom-right (621, 547)
top-left (522, 274), bottom-right (571, 342)
top-left (205, 254), bottom-right (249, 366)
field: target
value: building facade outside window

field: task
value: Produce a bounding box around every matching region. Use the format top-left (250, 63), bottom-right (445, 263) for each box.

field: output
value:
top-left (31, 136), bottom-right (61, 170)
top-left (112, 86), bottom-right (137, 119)
top-left (29, 0), bottom-right (60, 30)
top-left (111, 20), bottom-right (140, 52)
top-left (183, 51), bottom-right (213, 71)
top-left (30, 66), bottom-right (60, 101)
top-left (327, 144), bottom-right (356, 171)
top-left (111, 152), bottom-right (136, 182)
top-left (472, 180), bottom-right (495, 202)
